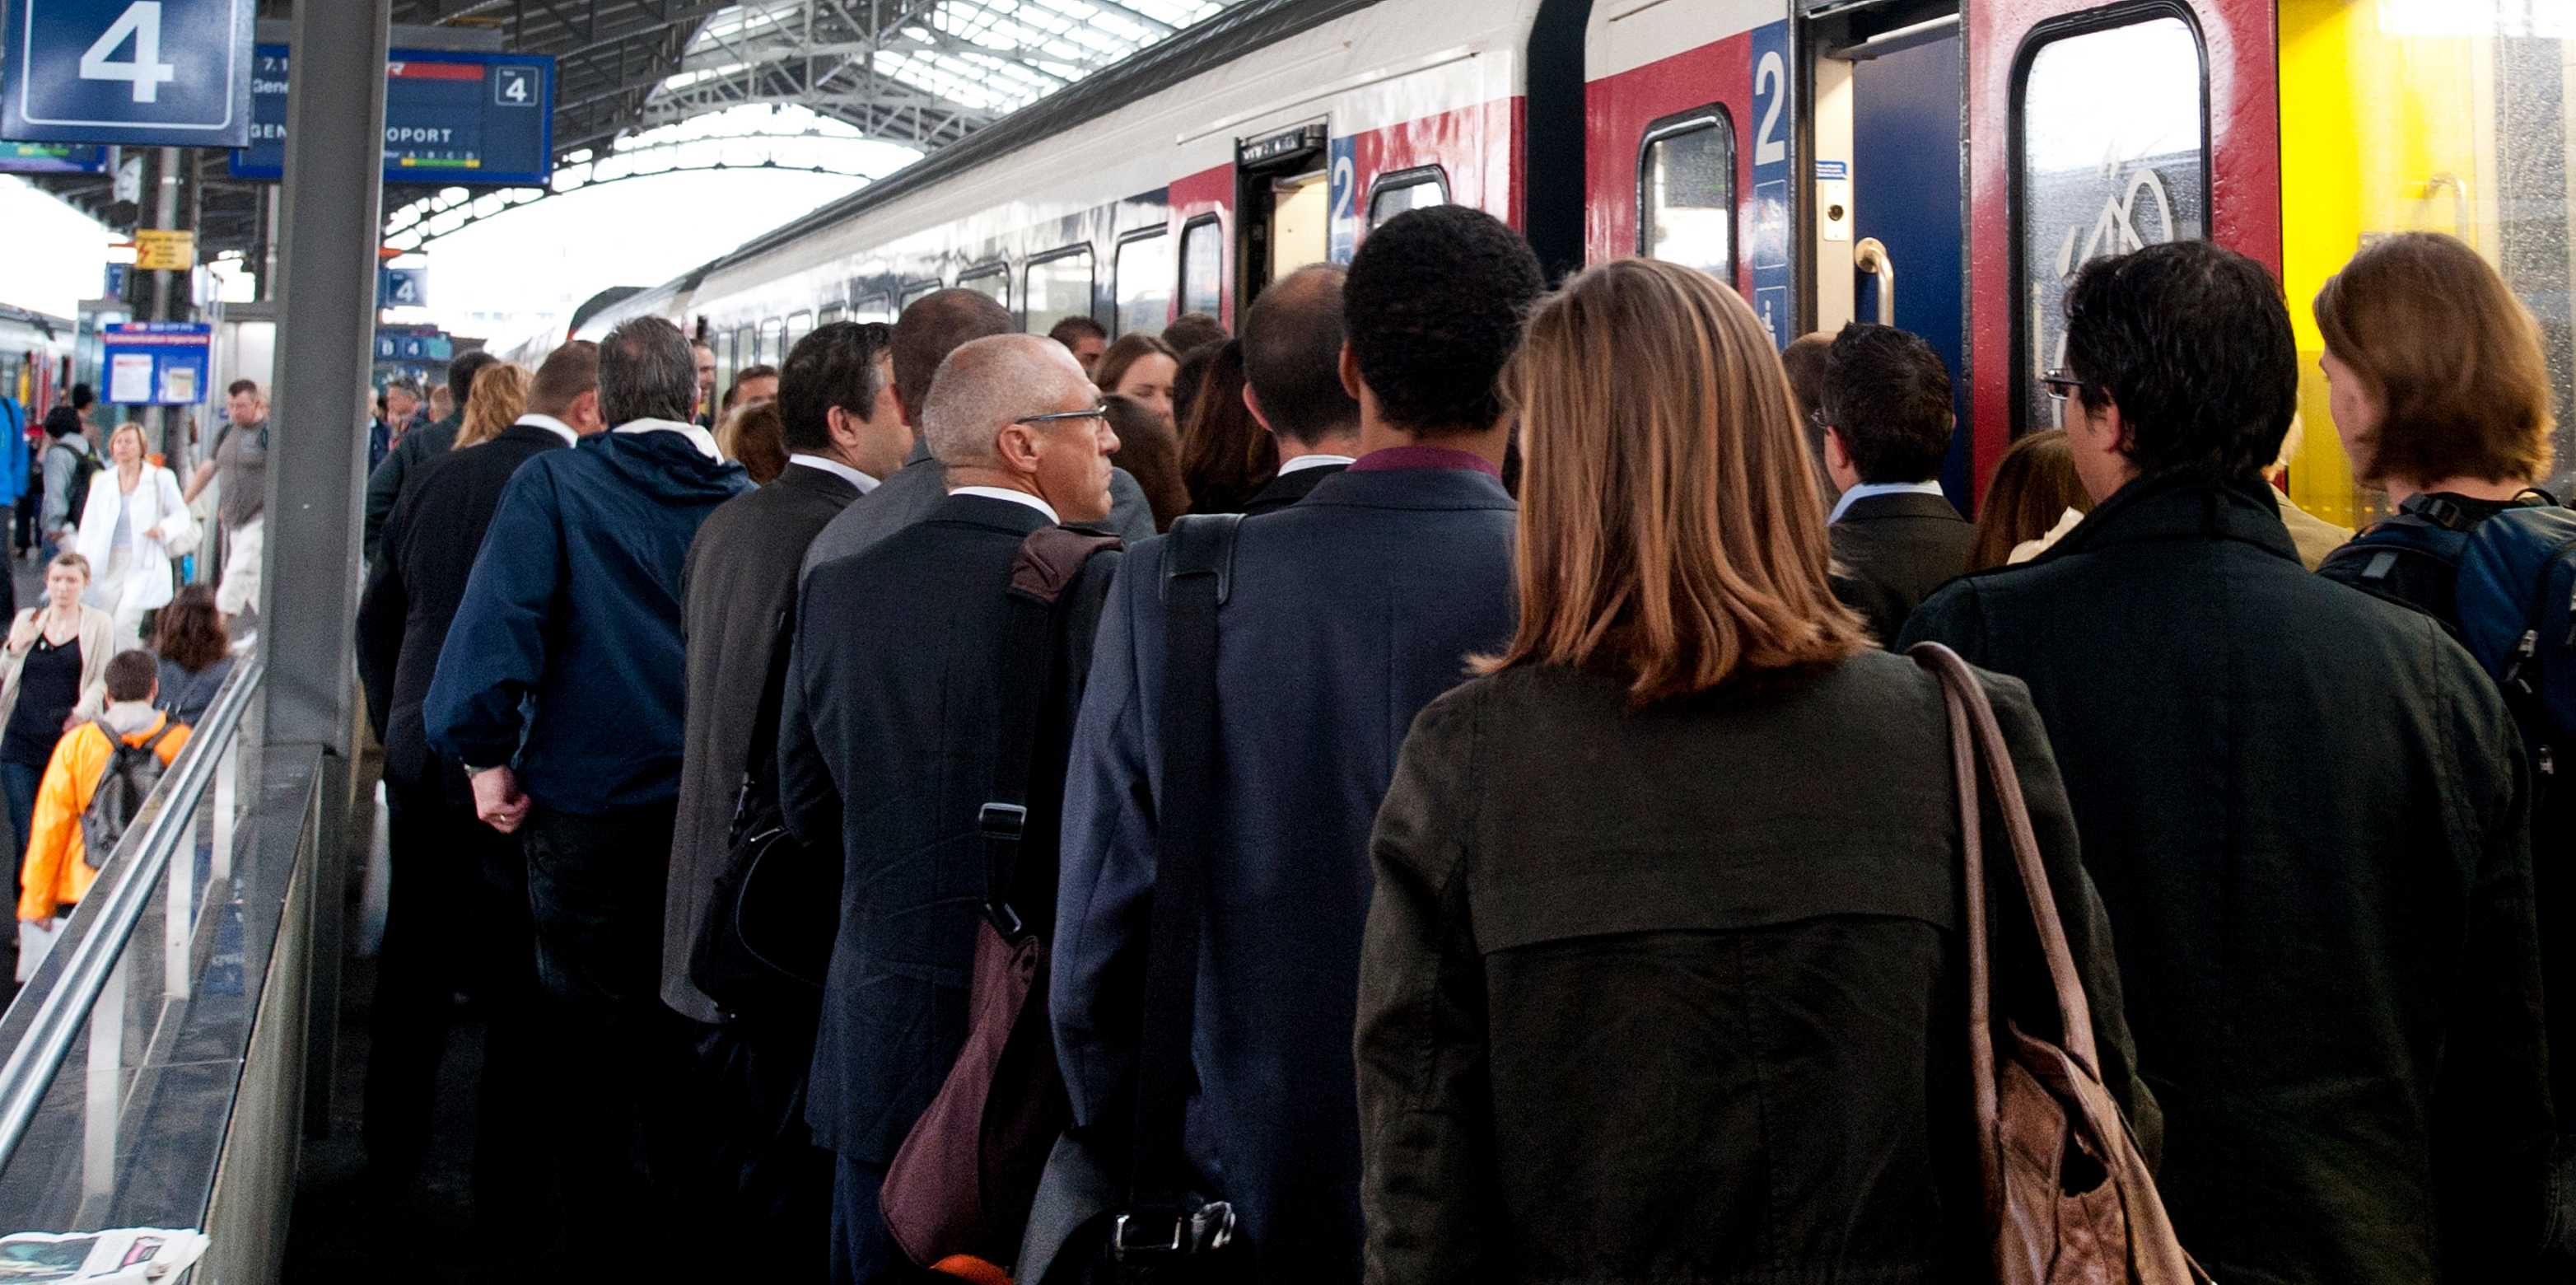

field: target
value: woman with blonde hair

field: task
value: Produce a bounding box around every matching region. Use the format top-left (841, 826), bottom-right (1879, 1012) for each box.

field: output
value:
top-left (0, 552), bottom-right (111, 954)
top-left (1355, 258), bottom-right (2150, 1282)
top-left (450, 361), bottom-right (530, 451)
top-left (73, 422), bottom-right (193, 649)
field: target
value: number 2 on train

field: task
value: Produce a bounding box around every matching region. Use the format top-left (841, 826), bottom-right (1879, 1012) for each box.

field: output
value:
top-left (78, 2), bottom-right (180, 105)
top-left (1753, 49), bottom-right (1786, 166)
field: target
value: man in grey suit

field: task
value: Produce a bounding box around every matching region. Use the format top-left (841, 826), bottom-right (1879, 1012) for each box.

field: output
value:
top-left (800, 291), bottom-right (1151, 580)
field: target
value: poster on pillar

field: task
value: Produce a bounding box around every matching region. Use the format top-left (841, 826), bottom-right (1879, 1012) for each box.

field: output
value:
top-left (1, 0), bottom-right (255, 147)
top-left (100, 322), bottom-right (211, 406)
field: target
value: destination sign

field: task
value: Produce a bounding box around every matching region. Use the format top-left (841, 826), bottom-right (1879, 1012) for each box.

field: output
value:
top-left (228, 44), bottom-right (553, 186)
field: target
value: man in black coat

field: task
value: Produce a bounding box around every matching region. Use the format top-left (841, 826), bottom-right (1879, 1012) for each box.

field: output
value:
top-left (1053, 206), bottom-right (1539, 1280)
top-left (663, 320), bottom-right (902, 1273)
top-left (1239, 264), bottom-right (1362, 515)
top-left (351, 339), bottom-right (600, 1227)
top-left (1902, 241), bottom-right (2555, 1284)
top-left (781, 334), bottom-right (1124, 1283)
top-left (1819, 322), bottom-right (1971, 642)
top-left (364, 348), bottom-right (497, 563)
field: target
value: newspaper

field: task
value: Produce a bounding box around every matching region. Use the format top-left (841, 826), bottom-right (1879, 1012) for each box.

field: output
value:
top-left (0, 1229), bottom-right (209, 1282)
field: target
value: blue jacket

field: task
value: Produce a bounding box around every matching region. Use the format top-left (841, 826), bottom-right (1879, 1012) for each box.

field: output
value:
top-left (424, 424), bottom-right (749, 815)
top-left (1052, 464), bottom-right (1517, 1278)
top-left (0, 400), bottom-right (26, 502)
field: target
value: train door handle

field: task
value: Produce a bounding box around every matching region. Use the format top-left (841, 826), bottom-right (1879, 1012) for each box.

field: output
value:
top-left (1855, 237), bottom-right (1895, 325)
top-left (2419, 173), bottom-right (2468, 239)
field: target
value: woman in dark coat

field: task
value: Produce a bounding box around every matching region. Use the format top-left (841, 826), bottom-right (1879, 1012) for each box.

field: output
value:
top-left (1355, 259), bottom-right (2154, 1283)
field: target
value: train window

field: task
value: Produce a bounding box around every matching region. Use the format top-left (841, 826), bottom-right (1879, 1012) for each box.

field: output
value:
top-left (1639, 108), bottom-right (1736, 284)
top-left (819, 303), bottom-right (847, 326)
top-left (730, 327), bottom-right (749, 388)
top-left (959, 265), bottom-right (1010, 311)
top-left (1114, 230), bottom-right (1174, 336)
top-left (900, 281), bottom-right (941, 310)
top-left (854, 294), bottom-right (898, 324)
top-left (1368, 166), bottom-right (1449, 229)
top-left (1179, 216), bottom-right (1223, 319)
top-left (758, 318), bottom-right (785, 366)
top-left (1025, 247), bottom-right (1096, 338)
top-left (785, 310), bottom-right (814, 356)
top-left (2014, 15), bottom-right (2205, 436)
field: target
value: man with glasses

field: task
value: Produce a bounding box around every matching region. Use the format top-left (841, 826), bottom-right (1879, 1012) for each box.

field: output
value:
top-left (780, 333), bottom-right (1123, 1282)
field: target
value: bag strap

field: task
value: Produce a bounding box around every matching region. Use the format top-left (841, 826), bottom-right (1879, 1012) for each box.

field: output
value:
top-left (981, 526), bottom-right (1122, 939)
top-left (1127, 512), bottom-right (1242, 1204)
top-left (727, 604), bottom-right (800, 848)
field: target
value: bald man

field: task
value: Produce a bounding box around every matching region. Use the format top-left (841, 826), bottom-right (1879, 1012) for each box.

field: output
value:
top-left (780, 334), bottom-right (1125, 1280)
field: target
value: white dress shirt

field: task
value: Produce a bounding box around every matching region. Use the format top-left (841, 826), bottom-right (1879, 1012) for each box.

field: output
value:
top-left (949, 484), bottom-right (1060, 526)
top-left (1828, 479), bottom-right (1948, 525)
top-left (787, 453), bottom-right (879, 495)
top-left (1277, 453), bottom-right (1356, 475)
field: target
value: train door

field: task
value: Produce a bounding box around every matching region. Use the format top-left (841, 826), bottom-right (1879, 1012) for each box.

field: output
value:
top-left (1236, 123), bottom-right (1332, 310)
top-left (1962, 0), bottom-right (2279, 502)
top-left (1804, 1), bottom-right (1968, 505)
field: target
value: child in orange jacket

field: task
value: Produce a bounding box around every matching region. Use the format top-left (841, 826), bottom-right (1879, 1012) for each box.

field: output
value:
top-left (19, 650), bottom-right (189, 929)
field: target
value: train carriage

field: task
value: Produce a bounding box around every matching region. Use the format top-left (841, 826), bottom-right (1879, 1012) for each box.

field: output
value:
top-left (581, 0), bottom-right (2576, 523)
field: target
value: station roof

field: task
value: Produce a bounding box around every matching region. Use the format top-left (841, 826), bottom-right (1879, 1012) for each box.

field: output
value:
top-left (20, 0), bottom-right (1248, 265)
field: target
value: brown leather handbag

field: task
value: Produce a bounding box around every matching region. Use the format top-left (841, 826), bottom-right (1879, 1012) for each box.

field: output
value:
top-left (1911, 642), bottom-right (2210, 1285)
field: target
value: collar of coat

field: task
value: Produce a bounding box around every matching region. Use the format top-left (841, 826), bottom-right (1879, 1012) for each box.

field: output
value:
top-left (2037, 470), bottom-right (2301, 566)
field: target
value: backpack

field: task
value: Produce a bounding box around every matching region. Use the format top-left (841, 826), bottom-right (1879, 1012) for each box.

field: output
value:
top-left (80, 719), bottom-right (177, 871)
top-left (2321, 491), bottom-right (2576, 781)
top-left (49, 439), bottom-right (99, 521)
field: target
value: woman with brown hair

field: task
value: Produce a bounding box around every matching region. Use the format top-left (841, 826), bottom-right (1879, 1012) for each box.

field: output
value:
top-left (1966, 428), bottom-right (2088, 569)
top-left (449, 362), bottom-right (530, 451)
top-left (716, 399), bottom-right (790, 485)
top-left (152, 585), bottom-right (233, 727)
top-left (1176, 339), bottom-right (1276, 514)
top-left (1092, 333), bottom-right (1180, 427)
top-left (1102, 394), bottom-right (1188, 530)
top-left (1354, 258), bottom-right (2149, 1283)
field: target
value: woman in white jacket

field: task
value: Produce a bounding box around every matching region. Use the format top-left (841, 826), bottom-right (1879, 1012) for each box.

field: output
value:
top-left (76, 423), bottom-right (194, 650)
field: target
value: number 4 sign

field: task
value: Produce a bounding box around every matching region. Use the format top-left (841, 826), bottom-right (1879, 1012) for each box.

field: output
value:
top-left (2, 0), bottom-right (254, 147)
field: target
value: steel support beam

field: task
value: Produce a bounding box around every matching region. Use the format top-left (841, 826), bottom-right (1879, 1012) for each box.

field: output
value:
top-left (267, 0), bottom-right (390, 1138)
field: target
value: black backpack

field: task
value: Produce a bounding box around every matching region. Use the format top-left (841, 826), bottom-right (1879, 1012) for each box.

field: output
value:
top-left (49, 438), bottom-right (100, 521)
top-left (80, 720), bottom-right (178, 870)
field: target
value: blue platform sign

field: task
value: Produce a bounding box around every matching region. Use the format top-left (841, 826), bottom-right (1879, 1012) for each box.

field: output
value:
top-left (230, 44), bottom-right (553, 186)
top-left (100, 320), bottom-right (211, 406)
top-left (2, 0), bottom-right (253, 147)
top-left (379, 265), bottom-right (427, 309)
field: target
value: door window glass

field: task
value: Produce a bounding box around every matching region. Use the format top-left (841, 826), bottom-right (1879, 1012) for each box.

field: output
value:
top-left (1180, 217), bottom-right (1223, 318)
top-left (2015, 16), bottom-right (2207, 435)
top-left (1026, 248), bottom-right (1096, 338)
top-left (1369, 166), bottom-right (1449, 228)
top-left (959, 266), bottom-right (1010, 312)
top-left (784, 310), bottom-right (813, 357)
top-left (1115, 231), bottom-right (1174, 335)
top-left (758, 318), bottom-right (784, 366)
top-left (1641, 110), bottom-right (1736, 283)
top-left (854, 294), bottom-right (897, 324)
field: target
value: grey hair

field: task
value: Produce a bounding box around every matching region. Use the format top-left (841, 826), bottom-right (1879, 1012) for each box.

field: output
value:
top-left (922, 334), bottom-right (1089, 467)
top-left (385, 376), bottom-right (422, 400)
top-left (599, 315), bottom-right (700, 426)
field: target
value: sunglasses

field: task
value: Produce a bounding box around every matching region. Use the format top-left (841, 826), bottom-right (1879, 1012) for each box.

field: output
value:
top-left (2040, 369), bottom-right (2090, 404)
top-left (1015, 404), bottom-right (1111, 426)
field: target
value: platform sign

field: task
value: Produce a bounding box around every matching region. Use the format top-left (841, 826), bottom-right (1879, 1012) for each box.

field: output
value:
top-left (1747, 18), bottom-right (1792, 350)
top-left (0, 141), bottom-right (105, 172)
top-left (100, 320), bottom-right (210, 405)
top-left (2, 0), bottom-right (254, 147)
top-left (228, 44), bottom-right (554, 185)
top-left (379, 265), bottom-right (427, 309)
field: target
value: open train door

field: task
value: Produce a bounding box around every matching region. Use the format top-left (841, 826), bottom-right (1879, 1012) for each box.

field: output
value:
top-left (1962, 0), bottom-right (2280, 503)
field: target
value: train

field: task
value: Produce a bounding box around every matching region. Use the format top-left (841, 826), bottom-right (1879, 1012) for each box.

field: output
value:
top-left (0, 303), bottom-right (76, 429)
top-left (576, 0), bottom-right (2575, 531)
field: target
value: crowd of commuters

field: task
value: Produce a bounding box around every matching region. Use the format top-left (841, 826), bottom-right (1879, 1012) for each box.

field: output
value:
top-left (328, 209), bottom-right (2576, 1285)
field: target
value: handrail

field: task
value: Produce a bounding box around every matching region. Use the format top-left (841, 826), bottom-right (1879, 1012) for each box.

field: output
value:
top-left (0, 657), bottom-right (264, 1174)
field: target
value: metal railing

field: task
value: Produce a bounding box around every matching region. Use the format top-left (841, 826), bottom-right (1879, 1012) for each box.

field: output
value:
top-left (0, 658), bottom-right (264, 1181)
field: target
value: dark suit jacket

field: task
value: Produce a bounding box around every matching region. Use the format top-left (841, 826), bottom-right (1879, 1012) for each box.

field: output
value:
top-left (1240, 460), bottom-right (1346, 515)
top-left (799, 437), bottom-right (1153, 580)
top-left (1828, 488), bottom-right (1972, 643)
top-left (781, 492), bottom-right (1119, 1161)
top-left (663, 462), bottom-right (862, 1023)
top-left (1053, 465), bottom-right (1516, 1279)
top-left (364, 412), bottom-right (460, 563)
top-left (356, 420), bottom-right (567, 791)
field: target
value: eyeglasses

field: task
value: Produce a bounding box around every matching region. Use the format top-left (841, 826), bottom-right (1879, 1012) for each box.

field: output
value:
top-left (2040, 369), bottom-right (2089, 404)
top-left (1014, 404), bottom-right (1110, 426)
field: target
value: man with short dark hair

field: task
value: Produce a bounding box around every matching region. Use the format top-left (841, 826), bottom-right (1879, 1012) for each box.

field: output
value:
top-left (1239, 264), bottom-right (1362, 513)
top-left (366, 348), bottom-right (497, 561)
top-left (726, 363), bottom-right (779, 414)
top-left (1817, 321), bottom-right (1969, 641)
top-left (693, 339), bottom-right (719, 427)
top-left (1047, 315), bottom-right (1108, 376)
top-left (424, 318), bottom-right (749, 1241)
top-left (1163, 310), bottom-right (1225, 353)
top-left (800, 289), bottom-right (1151, 577)
top-left (1902, 240), bottom-right (2554, 1284)
top-left (176, 380), bottom-right (265, 619)
top-left (1053, 204), bottom-right (1539, 1279)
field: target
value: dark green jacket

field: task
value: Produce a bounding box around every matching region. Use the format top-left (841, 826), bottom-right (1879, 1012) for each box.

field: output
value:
top-left (1902, 471), bottom-right (2555, 1284)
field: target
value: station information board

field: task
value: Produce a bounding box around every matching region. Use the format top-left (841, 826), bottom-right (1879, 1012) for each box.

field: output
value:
top-left (229, 44), bottom-right (553, 185)
top-left (101, 321), bottom-right (212, 407)
top-left (2, 0), bottom-right (254, 147)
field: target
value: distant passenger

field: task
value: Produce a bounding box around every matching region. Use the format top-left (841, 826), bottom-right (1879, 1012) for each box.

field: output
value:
top-left (0, 551), bottom-right (109, 974)
top-left (422, 319), bottom-right (747, 1241)
top-left (448, 362), bottom-right (529, 450)
top-left (1052, 204), bottom-right (1538, 1280)
top-left (151, 586), bottom-right (233, 728)
top-left (2263, 417), bottom-right (2348, 569)
top-left (1094, 332), bottom-right (1180, 427)
top-left (180, 381), bottom-right (267, 622)
top-left (1963, 428), bottom-right (2087, 570)
top-left (1104, 395), bottom-right (1186, 530)
top-left (1164, 310), bottom-right (1225, 353)
top-left (716, 400), bottom-right (789, 485)
top-left (782, 334), bottom-right (1122, 1280)
top-left (1357, 255), bottom-right (2149, 1283)
top-left (1169, 336), bottom-right (1220, 432)
top-left (38, 404), bottom-right (91, 560)
top-left (726, 363), bottom-right (780, 416)
top-left (1176, 339), bottom-right (1273, 514)
top-left (427, 381), bottom-right (453, 425)
top-left (1238, 264), bottom-right (1360, 514)
top-left (1818, 322), bottom-right (1969, 642)
top-left (1901, 239), bottom-right (2555, 1284)
top-left (693, 339), bottom-right (719, 428)
top-left (357, 339), bottom-right (600, 1231)
top-left (1046, 315), bottom-right (1108, 376)
top-left (373, 376), bottom-right (422, 474)
top-left (800, 289), bottom-right (1152, 577)
top-left (365, 348), bottom-right (496, 563)
top-left (75, 423), bottom-right (190, 650)
top-left (663, 320), bottom-right (899, 1275)
top-left (1780, 329), bottom-right (1835, 499)
top-left (16, 649), bottom-right (185, 976)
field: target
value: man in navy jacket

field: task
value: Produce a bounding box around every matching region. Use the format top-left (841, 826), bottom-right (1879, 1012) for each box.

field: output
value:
top-left (423, 315), bottom-right (749, 1240)
top-left (1052, 205), bottom-right (1542, 1278)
